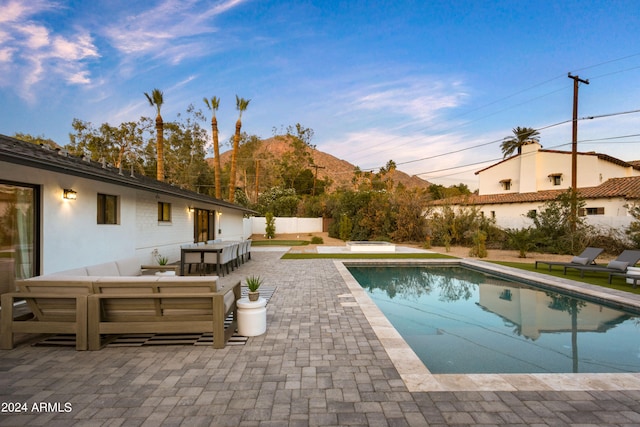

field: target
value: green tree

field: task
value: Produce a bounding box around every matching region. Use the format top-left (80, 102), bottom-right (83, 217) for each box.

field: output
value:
top-left (500, 126), bottom-right (540, 158)
top-left (626, 204), bottom-right (640, 247)
top-left (161, 105), bottom-right (213, 193)
top-left (67, 119), bottom-right (150, 173)
top-left (528, 189), bottom-right (590, 254)
top-left (229, 95), bottom-right (250, 203)
top-left (428, 183), bottom-right (471, 200)
top-left (392, 187), bottom-right (429, 242)
top-left (203, 96), bottom-right (222, 199)
top-left (144, 88), bottom-right (165, 181)
top-left (255, 187), bottom-right (299, 217)
top-left (12, 133), bottom-right (59, 149)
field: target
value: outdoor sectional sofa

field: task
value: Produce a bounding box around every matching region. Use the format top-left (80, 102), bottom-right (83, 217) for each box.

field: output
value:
top-left (1, 257), bottom-right (241, 351)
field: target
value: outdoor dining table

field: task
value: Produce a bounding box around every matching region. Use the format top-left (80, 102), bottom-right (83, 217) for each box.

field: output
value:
top-left (179, 242), bottom-right (239, 276)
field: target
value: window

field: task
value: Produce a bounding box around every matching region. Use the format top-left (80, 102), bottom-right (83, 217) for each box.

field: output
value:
top-left (585, 207), bottom-right (605, 215)
top-left (97, 193), bottom-right (118, 224)
top-left (549, 173), bottom-right (563, 186)
top-left (158, 202), bottom-right (171, 222)
top-left (500, 179), bottom-right (511, 190)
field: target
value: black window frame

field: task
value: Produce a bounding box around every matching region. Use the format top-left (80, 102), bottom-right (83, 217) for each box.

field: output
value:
top-left (158, 201), bottom-right (172, 222)
top-left (97, 193), bottom-right (118, 225)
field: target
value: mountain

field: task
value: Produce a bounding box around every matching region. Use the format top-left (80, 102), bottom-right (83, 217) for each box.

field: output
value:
top-left (209, 136), bottom-right (431, 192)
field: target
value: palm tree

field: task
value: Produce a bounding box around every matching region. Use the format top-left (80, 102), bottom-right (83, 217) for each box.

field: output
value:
top-left (500, 126), bottom-right (540, 158)
top-left (144, 89), bottom-right (165, 181)
top-left (228, 95), bottom-right (250, 203)
top-left (203, 96), bottom-right (222, 199)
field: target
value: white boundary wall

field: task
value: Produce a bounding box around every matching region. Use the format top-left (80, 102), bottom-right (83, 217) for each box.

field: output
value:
top-left (248, 217), bottom-right (323, 236)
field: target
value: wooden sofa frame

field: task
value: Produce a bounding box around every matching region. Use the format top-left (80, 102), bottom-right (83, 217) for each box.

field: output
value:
top-left (1, 280), bottom-right (94, 350)
top-left (1, 278), bottom-right (241, 351)
top-left (87, 280), bottom-right (241, 350)
top-left (1, 292), bottom-right (89, 350)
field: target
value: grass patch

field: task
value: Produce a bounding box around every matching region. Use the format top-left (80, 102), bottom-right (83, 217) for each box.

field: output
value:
top-left (281, 253), bottom-right (458, 260)
top-left (251, 240), bottom-right (310, 246)
top-left (490, 261), bottom-right (640, 295)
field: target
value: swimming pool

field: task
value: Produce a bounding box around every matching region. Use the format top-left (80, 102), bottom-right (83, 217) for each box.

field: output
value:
top-left (347, 264), bottom-right (640, 375)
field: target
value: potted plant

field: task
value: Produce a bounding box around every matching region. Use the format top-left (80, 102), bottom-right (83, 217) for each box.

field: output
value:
top-left (152, 248), bottom-right (169, 266)
top-left (245, 275), bottom-right (263, 301)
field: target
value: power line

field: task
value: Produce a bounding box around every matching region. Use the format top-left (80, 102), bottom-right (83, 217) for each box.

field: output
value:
top-left (337, 53), bottom-right (640, 167)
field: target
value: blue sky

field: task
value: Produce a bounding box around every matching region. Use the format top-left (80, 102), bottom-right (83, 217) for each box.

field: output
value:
top-left (1, 0), bottom-right (639, 188)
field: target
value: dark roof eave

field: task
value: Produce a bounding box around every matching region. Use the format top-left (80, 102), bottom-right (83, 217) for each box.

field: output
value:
top-left (0, 138), bottom-right (256, 215)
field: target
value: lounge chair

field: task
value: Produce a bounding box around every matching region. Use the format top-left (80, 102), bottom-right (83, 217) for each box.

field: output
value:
top-left (563, 250), bottom-right (640, 278)
top-left (534, 247), bottom-right (604, 271)
top-left (608, 271), bottom-right (640, 288)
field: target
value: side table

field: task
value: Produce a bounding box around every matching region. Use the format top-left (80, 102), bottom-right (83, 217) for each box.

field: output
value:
top-left (237, 297), bottom-right (267, 336)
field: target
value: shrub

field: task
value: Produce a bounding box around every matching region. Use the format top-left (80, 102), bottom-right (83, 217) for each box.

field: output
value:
top-left (468, 230), bottom-right (488, 258)
top-left (265, 212), bottom-right (276, 239)
top-left (504, 227), bottom-right (535, 258)
top-left (339, 214), bottom-right (352, 241)
top-left (310, 236), bottom-right (324, 244)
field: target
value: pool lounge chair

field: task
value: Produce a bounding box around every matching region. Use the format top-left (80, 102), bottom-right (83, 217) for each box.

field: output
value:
top-left (534, 247), bottom-right (604, 271)
top-left (563, 250), bottom-right (640, 278)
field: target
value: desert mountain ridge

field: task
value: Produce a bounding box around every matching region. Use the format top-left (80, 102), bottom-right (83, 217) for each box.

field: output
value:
top-left (208, 136), bottom-right (431, 192)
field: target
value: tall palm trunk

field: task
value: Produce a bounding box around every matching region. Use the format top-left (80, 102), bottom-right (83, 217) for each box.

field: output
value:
top-left (212, 114), bottom-right (221, 199)
top-left (229, 118), bottom-right (241, 203)
top-left (155, 114), bottom-right (164, 181)
top-left (228, 96), bottom-right (250, 203)
top-left (144, 89), bottom-right (165, 181)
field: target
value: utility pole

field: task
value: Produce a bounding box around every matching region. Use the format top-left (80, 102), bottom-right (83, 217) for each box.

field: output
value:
top-left (568, 73), bottom-right (589, 230)
top-left (255, 159), bottom-right (260, 203)
top-left (311, 164), bottom-right (326, 196)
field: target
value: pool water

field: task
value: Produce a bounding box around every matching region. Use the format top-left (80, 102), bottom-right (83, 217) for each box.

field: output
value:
top-left (347, 265), bottom-right (640, 374)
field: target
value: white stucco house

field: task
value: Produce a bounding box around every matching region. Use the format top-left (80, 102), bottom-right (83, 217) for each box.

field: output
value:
top-left (431, 143), bottom-right (640, 230)
top-left (0, 134), bottom-right (254, 295)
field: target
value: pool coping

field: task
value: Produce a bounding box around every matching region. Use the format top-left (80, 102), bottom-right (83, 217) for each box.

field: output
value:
top-left (335, 258), bottom-right (640, 392)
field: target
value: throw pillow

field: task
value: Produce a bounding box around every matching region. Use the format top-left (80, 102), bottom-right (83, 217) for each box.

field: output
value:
top-left (607, 260), bottom-right (629, 271)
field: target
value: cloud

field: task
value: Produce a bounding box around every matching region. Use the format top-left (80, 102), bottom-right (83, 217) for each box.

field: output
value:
top-left (0, 0), bottom-right (99, 100)
top-left (104, 0), bottom-right (249, 62)
top-left (345, 77), bottom-right (469, 125)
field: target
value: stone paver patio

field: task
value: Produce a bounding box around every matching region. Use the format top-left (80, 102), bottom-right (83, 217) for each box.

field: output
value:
top-left (1, 249), bottom-right (639, 426)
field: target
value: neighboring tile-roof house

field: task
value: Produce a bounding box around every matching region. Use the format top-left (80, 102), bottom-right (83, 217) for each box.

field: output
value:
top-left (475, 148), bottom-right (640, 175)
top-left (430, 176), bottom-right (640, 206)
top-left (0, 134), bottom-right (254, 214)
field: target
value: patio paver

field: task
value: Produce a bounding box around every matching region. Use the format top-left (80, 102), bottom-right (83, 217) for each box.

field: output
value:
top-left (0, 249), bottom-right (639, 426)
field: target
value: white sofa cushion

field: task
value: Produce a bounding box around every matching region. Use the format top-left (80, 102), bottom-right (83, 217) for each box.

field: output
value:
top-left (116, 257), bottom-right (142, 276)
top-left (44, 268), bottom-right (89, 277)
top-left (86, 262), bottom-right (120, 276)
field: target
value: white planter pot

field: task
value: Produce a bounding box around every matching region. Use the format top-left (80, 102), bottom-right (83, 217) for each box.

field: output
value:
top-left (237, 297), bottom-right (267, 336)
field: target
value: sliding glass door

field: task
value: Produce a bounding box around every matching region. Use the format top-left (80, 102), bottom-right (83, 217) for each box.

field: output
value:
top-left (194, 208), bottom-right (215, 242)
top-left (0, 181), bottom-right (39, 303)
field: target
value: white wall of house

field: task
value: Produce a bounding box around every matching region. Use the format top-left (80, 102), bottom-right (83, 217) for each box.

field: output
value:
top-left (478, 143), bottom-right (640, 195)
top-left (214, 207), bottom-right (246, 242)
top-left (1, 160), bottom-right (247, 274)
top-left (474, 197), bottom-right (634, 231)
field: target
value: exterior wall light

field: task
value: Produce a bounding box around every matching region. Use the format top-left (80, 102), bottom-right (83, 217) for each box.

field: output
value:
top-left (63, 189), bottom-right (77, 200)
top-left (188, 206), bottom-right (194, 213)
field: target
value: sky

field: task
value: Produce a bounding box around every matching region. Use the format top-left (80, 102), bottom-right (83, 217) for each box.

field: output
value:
top-left (1, 0), bottom-right (639, 189)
